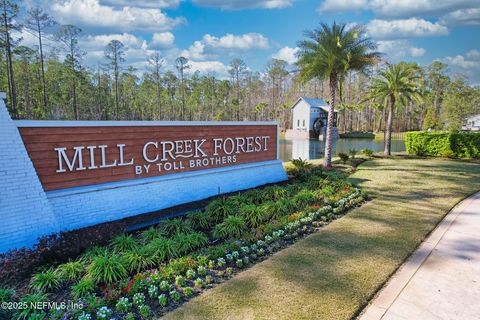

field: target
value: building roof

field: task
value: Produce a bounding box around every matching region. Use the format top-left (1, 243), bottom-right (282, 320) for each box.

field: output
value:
top-left (291, 97), bottom-right (337, 112)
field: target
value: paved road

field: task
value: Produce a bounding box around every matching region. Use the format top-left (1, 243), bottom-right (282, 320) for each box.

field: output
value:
top-left (360, 192), bottom-right (480, 320)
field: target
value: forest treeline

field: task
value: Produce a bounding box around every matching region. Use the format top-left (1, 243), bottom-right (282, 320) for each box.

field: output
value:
top-left (1, 1), bottom-right (479, 132)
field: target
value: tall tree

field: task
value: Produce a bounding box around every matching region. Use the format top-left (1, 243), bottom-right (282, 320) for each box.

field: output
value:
top-left (24, 7), bottom-right (56, 115)
top-left (55, 24), bottom-right (82, 119)
top-left (0, 0), bottom-right (20, 116)
top-left (228, 58), bottom-right (247, 120)
top-left (368, 63), bottom-right (422, 155)
top-left (148, 52), bottom-right (164, 120)
top-left (104, 40), bottom-right (125, 120)
top-left (297, 22), bottom-right (380, 167)
top-left (175, 56), bottom-right (189, 120)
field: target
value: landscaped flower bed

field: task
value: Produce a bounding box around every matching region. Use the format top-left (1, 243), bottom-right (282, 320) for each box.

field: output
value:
top-left (0, 163), bottom-right (366, 320)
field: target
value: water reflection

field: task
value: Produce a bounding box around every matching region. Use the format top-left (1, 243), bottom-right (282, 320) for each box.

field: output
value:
top-left (279, 138), bottom-right (406, 162)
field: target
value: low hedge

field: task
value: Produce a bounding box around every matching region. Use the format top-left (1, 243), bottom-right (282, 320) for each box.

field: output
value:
top-left (339, 132), bottom-right (375, 139)
top-left (405, 131), bottom-right (480, 158)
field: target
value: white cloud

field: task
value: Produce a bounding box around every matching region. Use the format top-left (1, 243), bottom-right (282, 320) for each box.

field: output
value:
top-left (440, 50), bottom-right (480, 84)
top-left (442, 54), bottom-right (480, 69)
top-left (101, 0), bottom-right (181, 8)
top-left (377, 40), bottom-right (427, 61)
top-left (271, 46), bottom-right (299, 64)
top-left (187, 60), bottom-right (229, 78)
top-left (192, 0), bottom-right (294, 10)
top-left (182, 33), bottom-right (270, 60)
top-left (149, 32), bottom-right (175, 49)
top-left (50, 0), bottom-right (185, 32)
top-left (318, 0), bottom-right (479, 18)
top-left (410, 47), bottom-right (426, 57)
top-left (367, 18), bottom-right (448, 39)
top-left (440, 8), bottom-right (480, 26)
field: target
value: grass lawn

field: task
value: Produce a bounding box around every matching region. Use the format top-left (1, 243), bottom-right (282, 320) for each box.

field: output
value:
top-left (161, 156), bottom-right (480, 320)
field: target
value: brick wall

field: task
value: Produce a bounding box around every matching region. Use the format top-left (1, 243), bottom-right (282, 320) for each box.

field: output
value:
top-left (0, 95), bottom-right (60, 252)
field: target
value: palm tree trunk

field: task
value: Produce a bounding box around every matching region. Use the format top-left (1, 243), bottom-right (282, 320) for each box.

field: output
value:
top-left (324, 73), bottom-right (337, 167)
top-left (384, 94), bottom-right (395, 155)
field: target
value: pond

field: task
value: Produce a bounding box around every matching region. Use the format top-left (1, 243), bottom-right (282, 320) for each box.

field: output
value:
top-left (279, 138), bottom-right (406, 162)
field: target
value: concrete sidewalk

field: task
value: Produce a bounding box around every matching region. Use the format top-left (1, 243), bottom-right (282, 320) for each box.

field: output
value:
top-left (360, 191), bottom-right (480, 320)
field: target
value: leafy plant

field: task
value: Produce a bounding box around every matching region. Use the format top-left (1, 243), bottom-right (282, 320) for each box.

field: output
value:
top-left (133, 292), bottom-right (145, 306)
top-left (239, 204), bottom-right (268, 228)
top-left (110, 234), bottom-right (138, 252)
top-left (183, 287), bottom-right (194, 297)
top-left (81, 246), bottom-right (109, 262)
top-left (158, 294), bottom-right (168, 307)
top-left (139, 304), bottom-right (151, 319)
top-left (197, 265), bottom-right (206, 276)
top-left (115, 297), bottom-right (131, 313)
top-left (71, 277), bottom-right (95, 298)
top-left (243, 189), bottom-right (264, 205)
top-left (122, 247), bottom-right (156, 273)
top-left (362, 148), bottom-right (374, 157)
top-left (56, 260), bottom-right (84, 282)
top-left (175, 275), bottom-right (185, 287)
top-left (13, 293), bottom-right (48, 320)
top-left (96, 306), bottom-right (111, 320)
top-left (205, 275), bottom-right (213, 284)
top-left (169, 290), bottom-right (181, 302)
top-left (86, 254), bottom-right (127, 284)
top-left (0, 288), bottom-right (14, 302)
top-left (349, 149), bottom-right (357, 159)
top-left (338, 152), bottom-right (349, 163)
top-left (173, 232), bottom-right (209, 255)
top-left (140, 227), bottom-right (164, 243)
top-left (213, 215), bottom-right (246, 240)
top-left (159, 280), bottom-right (171, 292)
top-left (186, 210), bottom-right (212, 230)
top-left (146, 237), bottom-right (179, 261)
top-left (291, 158), bottom-right (313, 170)
top-left (186, 269), bottom-right (196, 279)
top-left (194, 278), bottom-right (204, 289)
top-left (262, 186), bottom-right (288, 201)
top-left (205, 197), bottom-right (236, 223)
top-left (30, 268), bottom-right (60, 292)
top-left (293, 189), bottom-right (315, 208)
top-left (159, 218), bottom-right (193, 237)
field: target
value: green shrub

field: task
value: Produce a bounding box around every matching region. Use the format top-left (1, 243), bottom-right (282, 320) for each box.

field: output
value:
top-left (243, 189), bottom-right (264, 204)
top-left (213, 215), bottom-right (246, 240)
top-left (238, 204), bottom-right (268, 227)
top-left (86, 254), bottom-right (127, 284)
top-left (56, 261), bottom-right (84, 282)
top-left (338, 153), bottom-right (349, 163)
top-left (0, 288), bottom-right (14, 302)
top-left (81, 246), bottom-right (110, 262)
top-left (173, 232), bottom-right (209, 254)
top-left (205, 197), bottom-right (236, 223)
top-left (362, 148), bottom-right (374, 157)
top-left (293, 189), bottom-right (315, 208)
top-left (145, 238), bottom-right (179, 261)
top-left (122, 247), bottom-right (156, 272)
top-left (158, 294), bottom-right (168, 307)
top-left (159, 218), bottom-right (193, 237)
top-left (139, 304), bottom-right (151, 319)
top-left (262, 186), bottom-right (288, 201)
top-left (186, 210), bottom-right (212, 230)
top-left (30, 268), bottom-right (60, 292)
top-left (140, 227), bottom-right (164, 242)
top-left (13, 293), bottom-right (48, 320)
top-left (183, 287), bottom-right (194, 297)
top-left (291, 158), bottom-right (312, 170)
top-left (71, 277), bottom-right (95, 298)
top-left (110, 234), bottom-right (138, 252)
top-left (405, 131), bottom-right (480, 158)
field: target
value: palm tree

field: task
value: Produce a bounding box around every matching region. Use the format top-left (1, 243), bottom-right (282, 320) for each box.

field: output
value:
top-left (296, 22), bottom-right (380, 167)
top-left (367, 63), bottom-right (422, 155)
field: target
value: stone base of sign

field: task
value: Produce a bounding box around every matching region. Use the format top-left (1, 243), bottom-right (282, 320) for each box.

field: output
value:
top-left (46, 160), bottom-right (287, 233)
top-left (0, 95), bottom-right (60, 253)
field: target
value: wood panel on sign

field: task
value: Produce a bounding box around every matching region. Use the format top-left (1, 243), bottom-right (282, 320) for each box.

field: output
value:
top-left (18, 124), bottom-right (278, 191)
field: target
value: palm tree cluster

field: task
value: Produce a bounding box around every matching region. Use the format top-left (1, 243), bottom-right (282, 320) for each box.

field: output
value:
top-left (296, 22), bottom-right (433, 163)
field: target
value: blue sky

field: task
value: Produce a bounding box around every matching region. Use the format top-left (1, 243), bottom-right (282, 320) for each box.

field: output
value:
top-left (20, 0), bottom-right (480, 83)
